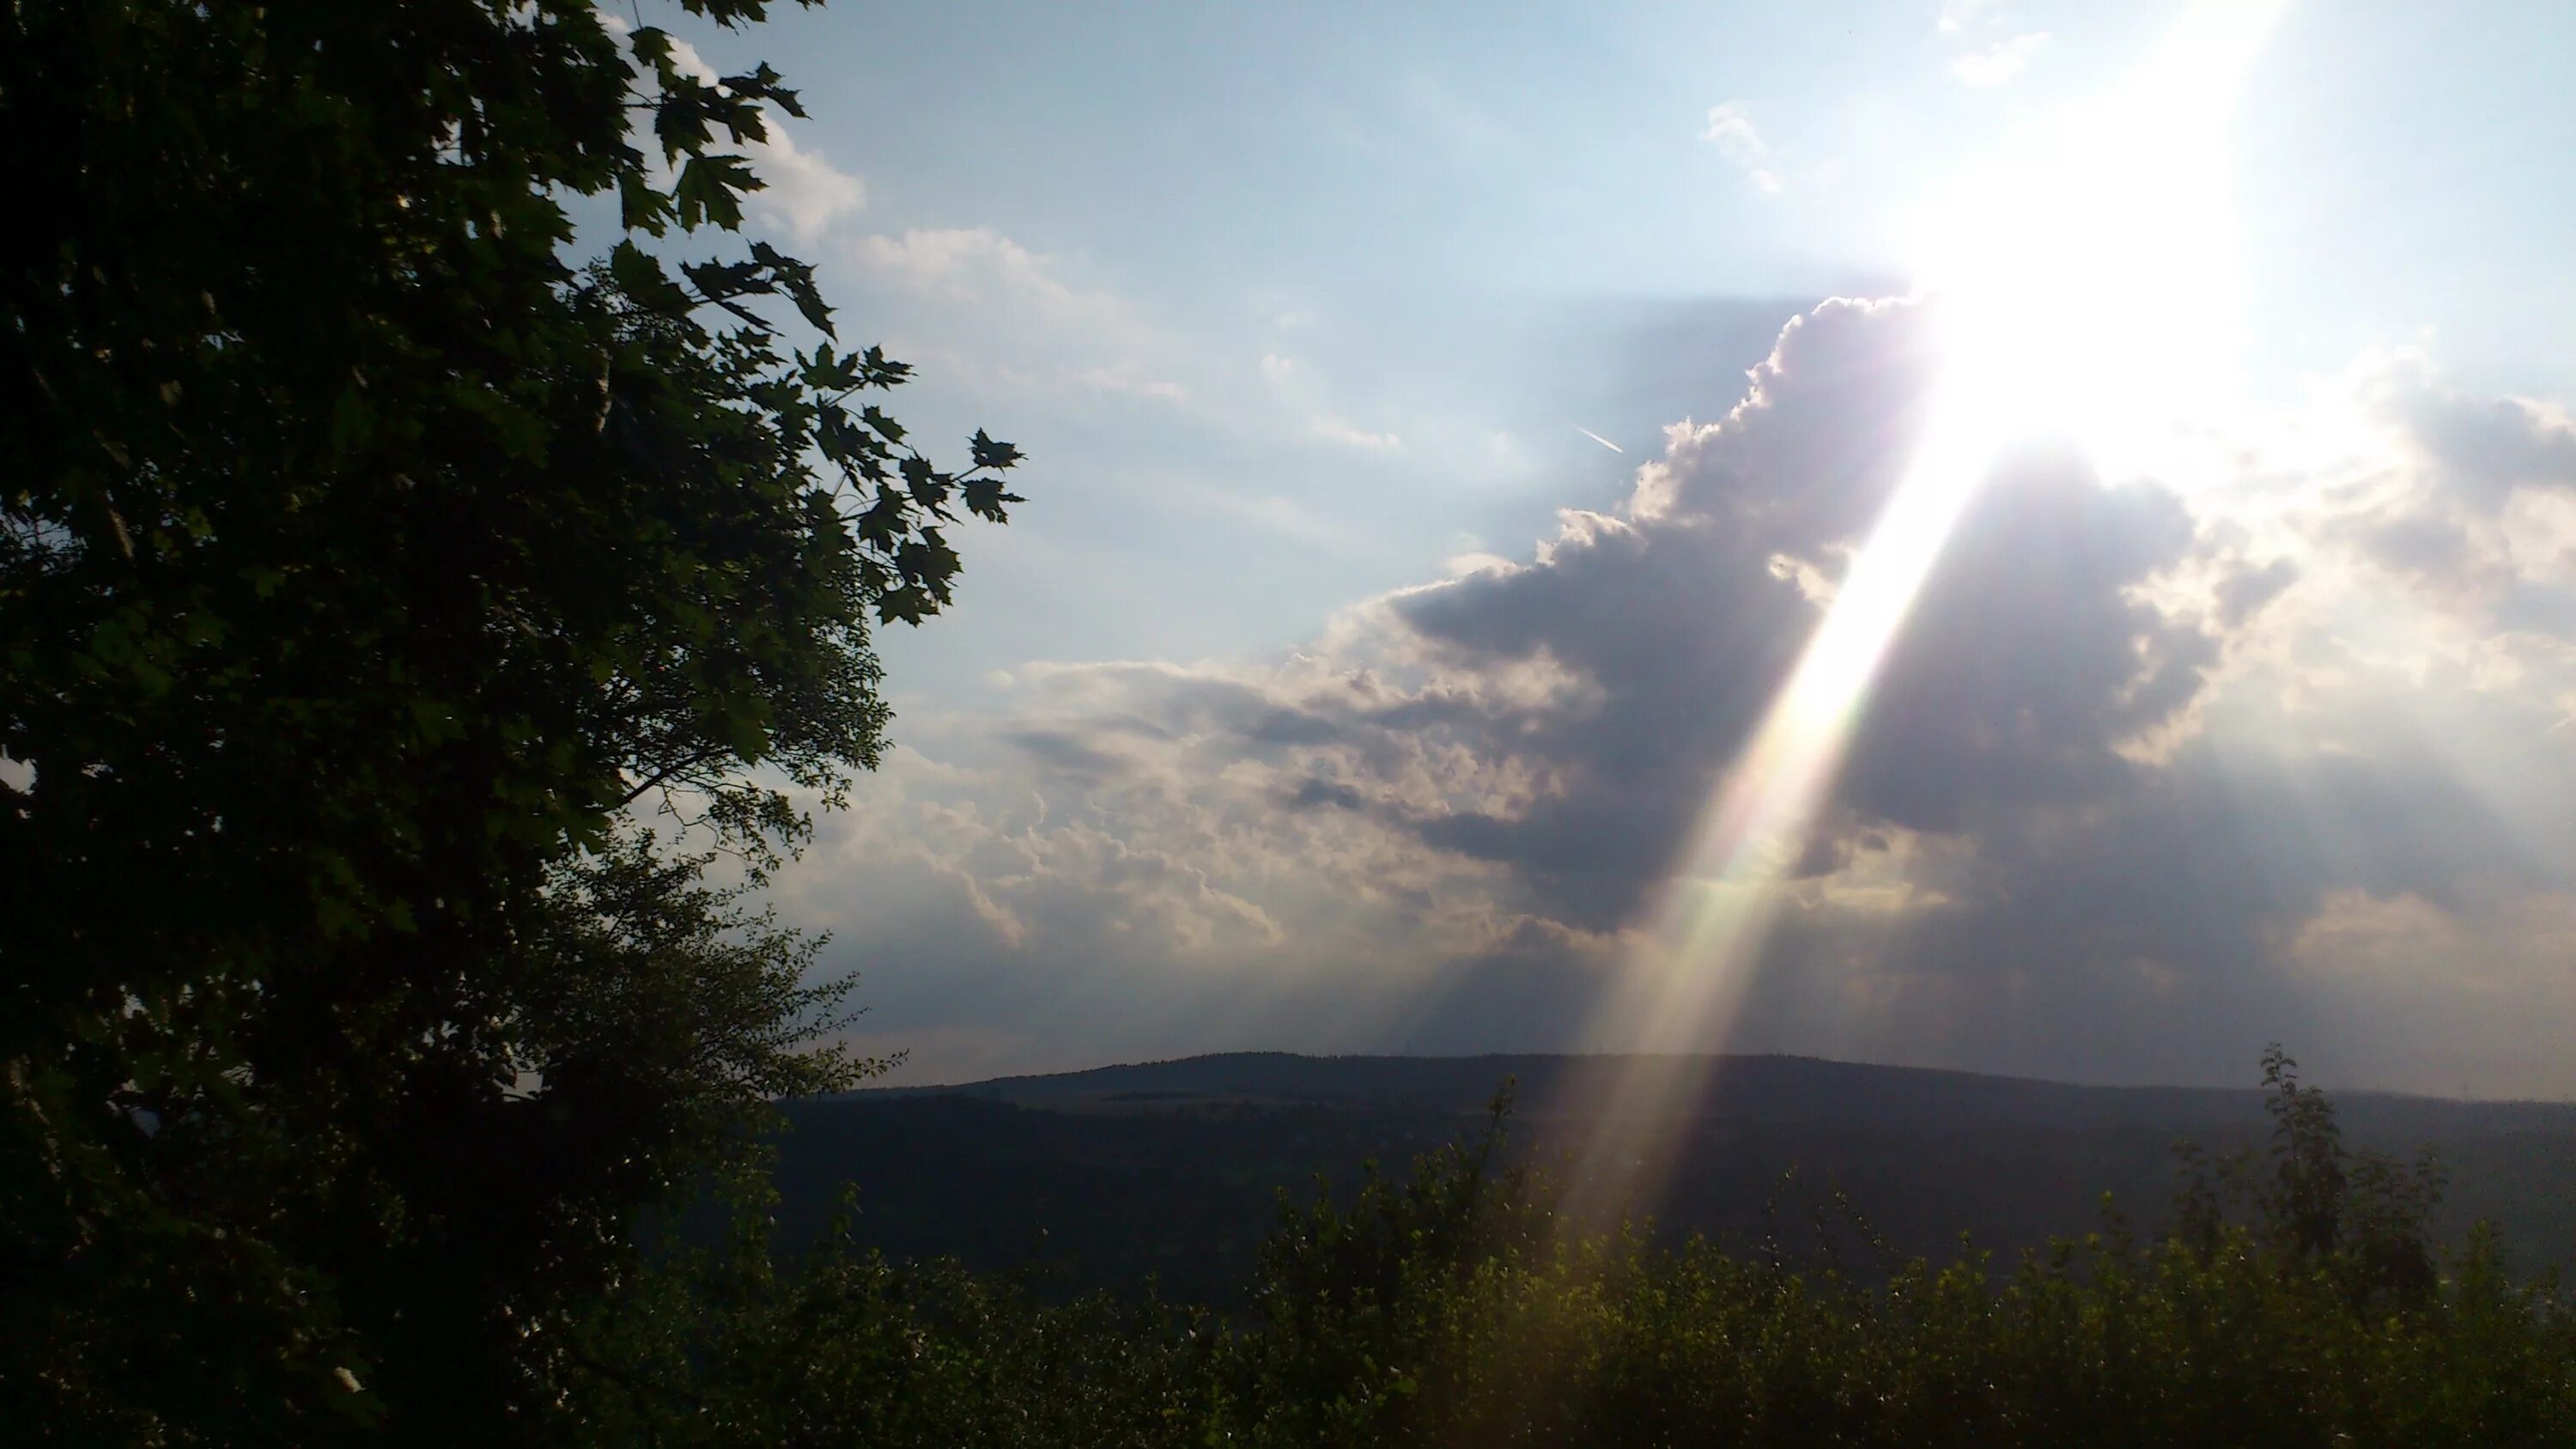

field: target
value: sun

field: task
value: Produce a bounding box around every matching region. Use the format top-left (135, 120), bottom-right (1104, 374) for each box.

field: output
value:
top-left (1918, 0), bottom-right (2290, 475)
top-left (1548, 0), bottom-right (2293, 1223)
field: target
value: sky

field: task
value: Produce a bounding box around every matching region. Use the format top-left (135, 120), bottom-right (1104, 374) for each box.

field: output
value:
top-left (650, 0), bottom-right (2576, 1097)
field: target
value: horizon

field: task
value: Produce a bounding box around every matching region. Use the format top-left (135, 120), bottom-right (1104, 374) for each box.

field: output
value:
top-left (854, 1044), bottom-right (2576, 1107)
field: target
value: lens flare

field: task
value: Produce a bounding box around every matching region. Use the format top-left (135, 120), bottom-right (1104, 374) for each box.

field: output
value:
top-left (1554, 0), bottom-right (2291, 1221)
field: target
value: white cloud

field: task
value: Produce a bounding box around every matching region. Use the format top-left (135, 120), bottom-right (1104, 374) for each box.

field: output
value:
top-left (853, 228), bottom-right (1103, 316)
top-left (599, 13), bottom-right (866, 245)
top-left (1952, 32), bottom-right (2049, 87)
top-left (1313, 417), bottom-right (1405, 450)
top-left (746, 124), bottom-right (866, 245)
top-left (1076, 365), bottom-right (1188, 403)
top-left (1260, 352), bottom-right (1408, 451)
top-left (1701, 102), bottom-right (1784, 195)
top-left (842, 226), bottom-right (1225, 424)
top-left (1938, 0), bottom-right (2008, 33)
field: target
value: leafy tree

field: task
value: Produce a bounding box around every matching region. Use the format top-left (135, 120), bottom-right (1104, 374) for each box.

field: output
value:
top-left (0, 0), bottom-right (1018, 1440)
top-left (1233, 1084), bottom-right (1553, 1443)
top-left (2175, 1044), bottom-right (2447, 1308)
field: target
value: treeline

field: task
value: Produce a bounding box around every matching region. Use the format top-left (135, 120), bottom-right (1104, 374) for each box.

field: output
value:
top-left (562, 1053), bottom-right (2575, 1447)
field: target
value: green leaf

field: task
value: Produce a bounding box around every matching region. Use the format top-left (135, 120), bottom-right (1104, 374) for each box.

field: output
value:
top-left (618, 169), bottom-right (674, 235)
top-left (674, 154), bottom-right (758, 231)
top-left (969, 429), bottom-right (1024, 471)
top-left (611, 240), bottom-right (691, 314)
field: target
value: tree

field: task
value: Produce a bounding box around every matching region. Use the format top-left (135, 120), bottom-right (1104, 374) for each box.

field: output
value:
top-left (0, 0), bottom-right (1018, 1440)
top-left (2174, 1044), bottom-right (2446, 1311)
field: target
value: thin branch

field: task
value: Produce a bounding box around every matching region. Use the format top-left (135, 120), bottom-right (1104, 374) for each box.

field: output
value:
top-left (617, 746), bottom-right (732, 807)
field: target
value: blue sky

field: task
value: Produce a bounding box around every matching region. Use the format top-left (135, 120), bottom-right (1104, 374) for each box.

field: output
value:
top-left (675, 0), bottom-right (2576, 686)
top-left (648, 1), bottom-right (2576, 1094)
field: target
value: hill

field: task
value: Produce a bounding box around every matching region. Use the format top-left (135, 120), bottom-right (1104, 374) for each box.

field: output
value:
top-left (769, 1052), bottom-right (2576, 1306)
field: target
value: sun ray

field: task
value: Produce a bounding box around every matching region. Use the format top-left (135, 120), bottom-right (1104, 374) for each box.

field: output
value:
top-left (1551, 0), bottom-right (2293, 1224)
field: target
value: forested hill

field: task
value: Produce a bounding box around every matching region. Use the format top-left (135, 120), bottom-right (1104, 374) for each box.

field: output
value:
top-left (849, 1050), bottom-right (2573, 1135)
top-left (774, 1053), bottom-right (2576, 1306)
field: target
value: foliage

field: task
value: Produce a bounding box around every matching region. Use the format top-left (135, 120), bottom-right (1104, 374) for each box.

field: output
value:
top-left (2174, 1045), bottom-right (2450, 1309)
top-left (561, 1166), bottom-right (1216, 1448)
top-left (1227, 1083), bottom-right (1556, 1441)
top-left (576, 1056), bottom-right (2576, 1448)
top-left (1, 0), bottom-right (1017, 1440)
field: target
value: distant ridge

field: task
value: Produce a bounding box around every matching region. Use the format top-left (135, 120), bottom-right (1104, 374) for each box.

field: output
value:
top-left (842, 1050), bottom-right (2572, 1137)
top-left (775, 1050), bottom-right (2576, 1305)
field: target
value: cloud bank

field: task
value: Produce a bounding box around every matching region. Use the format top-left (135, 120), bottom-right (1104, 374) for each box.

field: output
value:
top-left (793, 297), bottom-right (2576, 1097)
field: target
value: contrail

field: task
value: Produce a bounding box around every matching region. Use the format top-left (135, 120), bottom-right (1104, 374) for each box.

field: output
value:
top-left (1571, 423), bottom-right (1624, 454)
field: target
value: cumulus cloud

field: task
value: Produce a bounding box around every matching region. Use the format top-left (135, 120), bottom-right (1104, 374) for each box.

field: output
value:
top-left (2294, 353), bottom-right (2576, 636)
top-left (791, 296), bottom-right (2576, 1095)
top-left (744, 123), bottom-right (866, 244)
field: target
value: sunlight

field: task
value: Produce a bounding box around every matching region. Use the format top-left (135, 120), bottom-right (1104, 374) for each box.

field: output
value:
top-left (1921, 0), bottom-right (2290, 478)
top-left (1554, 0), bottom-right (2292, 1221)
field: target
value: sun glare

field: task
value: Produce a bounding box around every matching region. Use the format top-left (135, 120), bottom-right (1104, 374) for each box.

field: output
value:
top-left (1921, 0), bottom-right (2289, 472)
top-left (1554, 0), bottom-right (2292, 1221)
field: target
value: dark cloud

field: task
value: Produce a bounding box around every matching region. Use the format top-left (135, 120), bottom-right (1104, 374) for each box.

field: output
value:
top-left (2339, 504), bottom-right (2482, 592)
top-left (2214, 557), bottom-right (2299, 629)
top-left (1383, 515), bottom-right (1811, 926)
top-left (2324, 363), bottom-right (2576, 627)
top-left (2391, 384), bottom-right (2576, 508)
top-left (807, 301), bottom-right (2576, 1095)
top-left (1005, 728), bottom-right (1134, 781)
top-left (1338, 301), bottom-right (2222, 919)
top-left (1838, 447), bottom-right (2214, 833)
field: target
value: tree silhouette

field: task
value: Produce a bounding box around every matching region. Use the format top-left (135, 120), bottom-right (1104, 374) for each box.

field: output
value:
top-left (1, 1), bottom-right (1017, 1439)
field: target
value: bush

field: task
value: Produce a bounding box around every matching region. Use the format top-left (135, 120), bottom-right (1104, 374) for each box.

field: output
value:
top-left (565, 1056), bottom-right (2576, 1447)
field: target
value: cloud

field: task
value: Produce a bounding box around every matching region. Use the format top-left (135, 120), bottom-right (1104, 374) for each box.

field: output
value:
top-left (1701, 103), bottom-right (1785, 196)
top-left (746, 124), bottom-right (866, 244)
top-left (1260, 351), bottom-right (1409, 451)
top-left (1076, 365), bottom-right (1188, 403)
top-left (847, 237), bottom-right (1427, 472)
top-left (837, 224), bottom-right (1224, 423)
top-left (2297, 353), bottom-right (2576, 634)
top-left (1938, 0), bottom-right (2010, 33)
top-left (784, 295), bottom-right (2576, 1096)
top-left (1313, 417), bottom-right (1405, 451)
top-left (1352, 301), bottom-right (2220, 925)
top-left (2214, 557), bottom-right (2300, 629)
top-left (1952, 32), bottom-right (2050, 87)
top-left (854, 228), bottom-right (1103, 317)
top-left (599, 14), bottom-right (866, 245)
